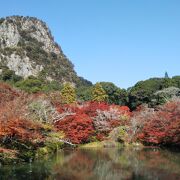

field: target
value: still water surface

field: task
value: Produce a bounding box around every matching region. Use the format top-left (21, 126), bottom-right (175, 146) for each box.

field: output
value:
top-left (0, 147), bottom-right (180, 180)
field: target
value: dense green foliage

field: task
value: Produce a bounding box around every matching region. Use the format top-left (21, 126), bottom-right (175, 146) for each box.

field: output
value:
top-left (151, 87), bottom-right (180, 106)
top-left (0, 68), bottom-right (63, 93)
top-left (15, 76), bottom-right (44, 93)
top-left (1, 68), bottom-right (180, 109)
top-left (172, 76), bottom-right (180, 88)
top-left (15, 76), bottom-right (63, 93)
top-left (0, 68), bottom-right (22, 82)
top-left (1, 65), bottom-right (180, 110)
top-left (76, 86), bottom-right (92, 101)
top-left (128, 77), bottom-right (180, 109)
top-left (99, 82), bottom-right (128, 105)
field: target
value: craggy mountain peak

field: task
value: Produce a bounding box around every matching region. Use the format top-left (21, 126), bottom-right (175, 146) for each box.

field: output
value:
top-left (0, 16), bottom-right (60, 54)
top-left (0, 15), bottom-right (91, 86)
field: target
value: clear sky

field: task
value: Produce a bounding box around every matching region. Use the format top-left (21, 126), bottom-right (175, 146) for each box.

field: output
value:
top-left (0, 0), bottom-right (180, 88)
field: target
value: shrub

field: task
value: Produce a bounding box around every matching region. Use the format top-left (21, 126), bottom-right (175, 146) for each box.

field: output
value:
top-left (93, 105), bottom-right (131, 133)
top-left (151, 87), bottom-right (180, 106)
top-left (54, 101), bottom-right (131, 142)
top-left (0, 82), bottom-right (19, 104)
top-left (108, 126), bottom-right (129, 143)
top-left (55, 113), bottom-right (94, 144)
top-left (15, 77), bottom-right (43, 93)
top-left (130, 98), bottom-right (180, 147)
top-left (0, 69), bottom-right (22, 82)
top-left (28, 98), bottom-right (57, 124)
top-left (0, 94), bottom-right (43, 145)
top-left (81, 101), bottom-right (110, 117)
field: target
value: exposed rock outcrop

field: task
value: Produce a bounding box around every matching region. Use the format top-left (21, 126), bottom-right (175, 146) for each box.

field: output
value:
top-left (0, 16), bottom-right (91, 86)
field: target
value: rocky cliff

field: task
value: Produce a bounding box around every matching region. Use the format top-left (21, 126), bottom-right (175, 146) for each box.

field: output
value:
top-left (0, 16), bottom-right (91, 86)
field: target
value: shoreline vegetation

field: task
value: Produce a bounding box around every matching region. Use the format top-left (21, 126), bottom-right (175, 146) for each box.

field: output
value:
top-left (0, 76), bottom-right (180, 165)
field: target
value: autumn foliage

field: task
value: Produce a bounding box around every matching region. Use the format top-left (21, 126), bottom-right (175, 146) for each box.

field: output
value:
top-left (0, 83), bottom-right (19, 104)
top-left (0, 118), bottom-right (42, 142)
top-left (1, 81), bottom-right (179, 149)
top-left (0, 84), bottom-right (57, 155)
top-left (0, 94), bottom-right (43, 145)
top-left (54, 101), bottom-right (131, 144)
top-left (131, 99), bottom-right (180, 146)
top-left (55, 113), bottom-right (94, 144)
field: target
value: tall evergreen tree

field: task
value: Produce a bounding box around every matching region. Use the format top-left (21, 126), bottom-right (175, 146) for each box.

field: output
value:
top-left (92, 83), bottom-right (108, 102)
top-left (60, 83), bottom-right (76, 104)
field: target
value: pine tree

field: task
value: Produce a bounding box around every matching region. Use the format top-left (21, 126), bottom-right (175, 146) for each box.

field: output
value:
top-left (92, 83), bottom-right (108, 102)
top-left (60, 83), bottom-right (76, 104)
top-left (165, 71), bottom-right (169, 78)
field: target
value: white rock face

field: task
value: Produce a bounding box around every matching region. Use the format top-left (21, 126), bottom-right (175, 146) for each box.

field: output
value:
top-left (21, 19), bottom-right (60, 54)
top-left (0, 16), bottom-right (60, 54)
top-left (0, 21), bottom-right (20, 48)
top-left (0, 16), bottom-right (61, 78)
top-left (0, 16), bottom-right (83, 85)
top-left (6, 54), bottom-right (43, 78)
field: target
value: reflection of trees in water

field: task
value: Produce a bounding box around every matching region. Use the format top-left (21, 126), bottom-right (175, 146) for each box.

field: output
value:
top-left (0, 159), bottom-right (52, 180)
top-left (52, 150), bottom-right (95, 180)
top-left (52, 148), bottom-right (180, 180)
top-left (108, 148), bottom-right (180, 180)
top-left (0, 148), bottom-right (180, 180)
top-left (54, 150), bottom-right (132, 180)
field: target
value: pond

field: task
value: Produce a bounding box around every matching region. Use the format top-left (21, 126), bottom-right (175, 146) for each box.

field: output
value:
top-left (0, 147), bottom-right (180, 180)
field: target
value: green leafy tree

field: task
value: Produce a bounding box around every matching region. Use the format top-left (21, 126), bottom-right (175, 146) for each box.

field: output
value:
top-left (99, 82), bottom-right (128, 105)
top-left (76, 86), bottom-right (92, 101)
top-left (128, 77), bottom-right (179, 109)
top-left (172, 76), bottom-right (180, 88)
top-left (161, 78), bottom-right (174, 89)
top-left (151, 87), bottom-right (180, 106)
top-left (42, 81), bottom-right (62, 92)
top-left (61, 83), bottom-right (76, 104)
top-left (92, 83), bottom-right (108, 102)
top-left (129, 78), bottom-right (166, 109)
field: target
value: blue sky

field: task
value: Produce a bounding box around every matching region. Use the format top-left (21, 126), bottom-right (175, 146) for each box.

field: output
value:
top-left (0, 0), bottom-right (180, 88)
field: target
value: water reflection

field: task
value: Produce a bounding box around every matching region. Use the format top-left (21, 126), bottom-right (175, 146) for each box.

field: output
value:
top-left (0, 147), bottom-right (180, 180)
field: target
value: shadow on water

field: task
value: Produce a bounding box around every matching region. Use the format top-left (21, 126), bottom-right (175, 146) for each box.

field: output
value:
top-left (0, 147), bottom-right (180, 180)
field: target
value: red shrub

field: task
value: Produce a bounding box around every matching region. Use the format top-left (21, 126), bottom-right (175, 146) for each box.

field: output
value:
top-left (131, 99), bottom-right (180, 146)
top-left (0, 117), bottom-right (42, 141)
top-left (0, 91), bottom-right (43, 143)
top-left (96, 133), bottom-right (106, 141)
top-left (55, 113), bottom-right (94, 144)
top-left (0, 83), bottom-right (19, 104)
top-left (109, 120), bottom-right (121, 128)
top-left (54, 102), bottom-right (132, 143)
top-left (81, 101), bottom-right (110, 117)
top-left (118, 106), bottom-right (131, 116)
